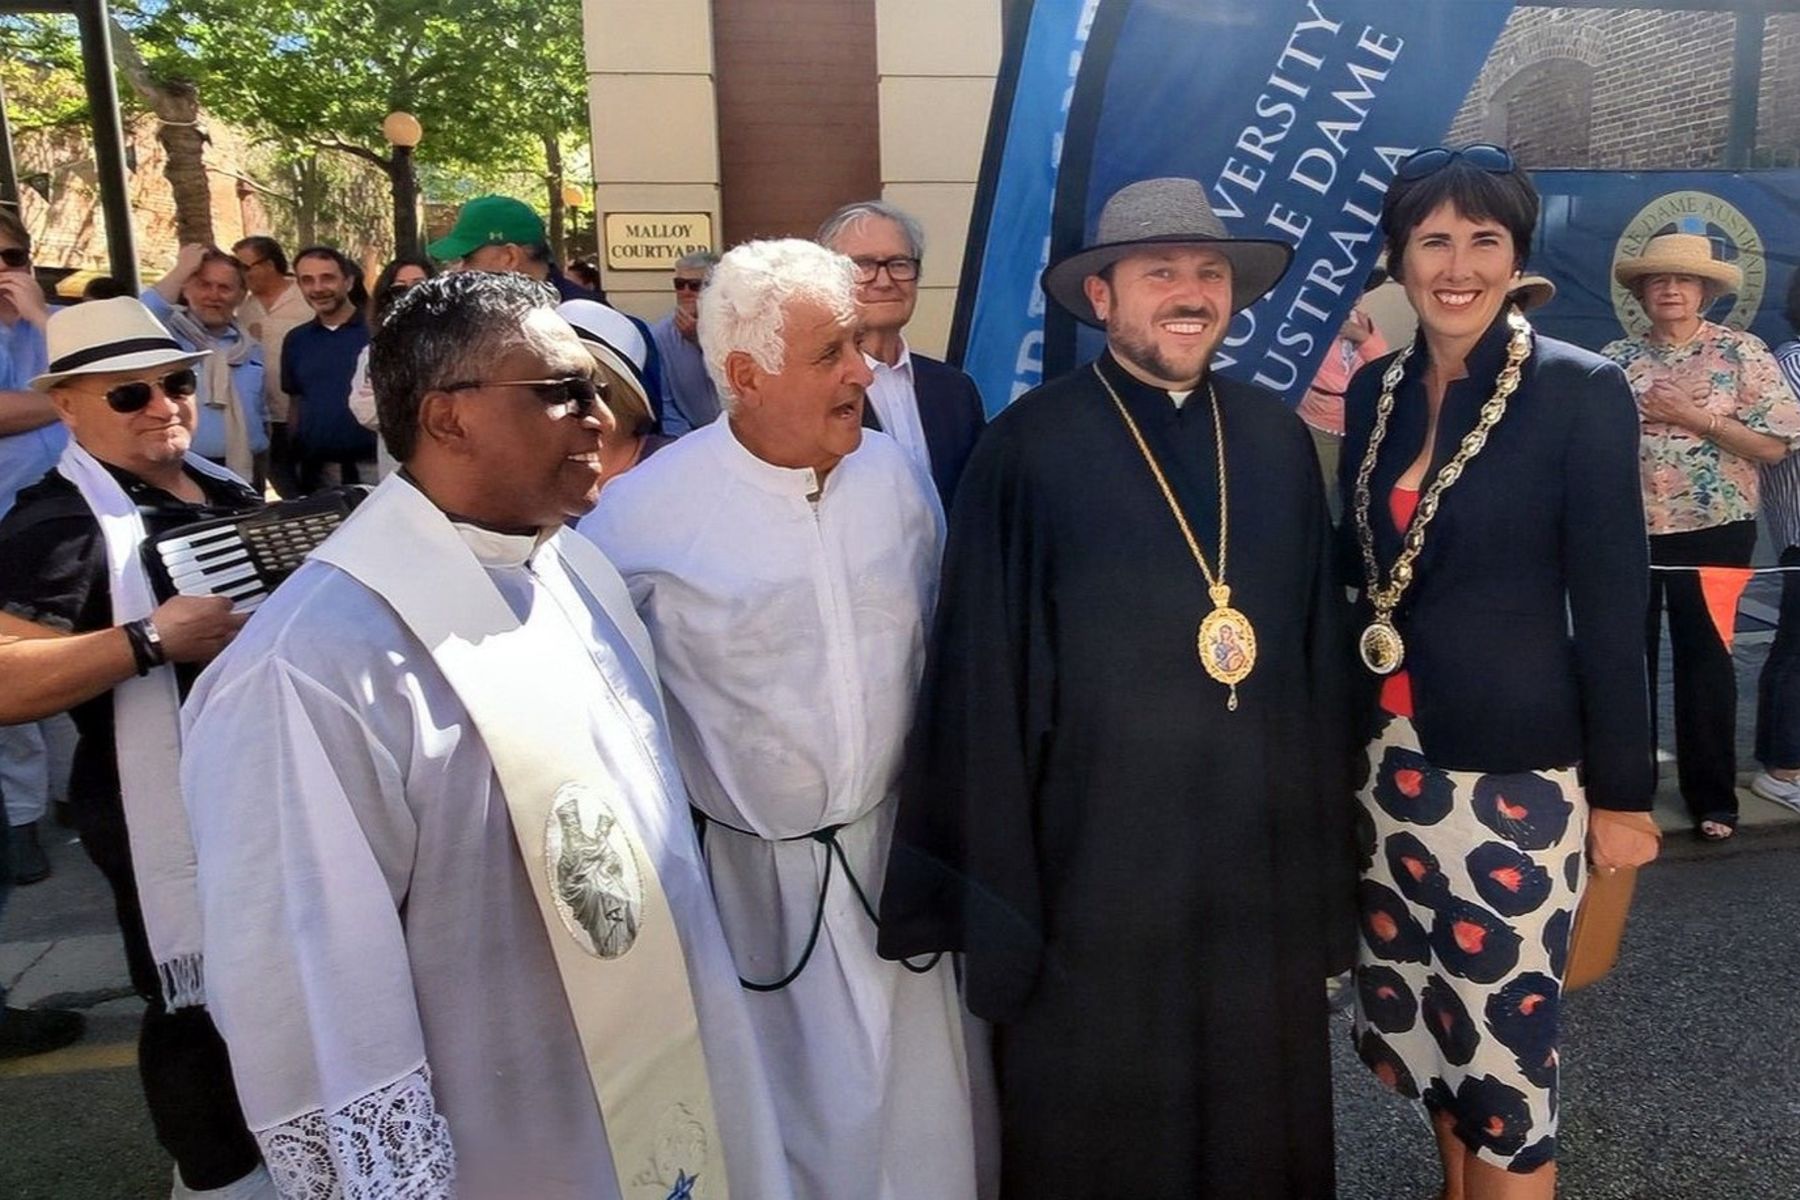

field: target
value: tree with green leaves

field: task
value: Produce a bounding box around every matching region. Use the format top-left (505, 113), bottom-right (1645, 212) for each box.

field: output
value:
top-left (3, 0), bottom-right (590, 257)
top-left (140, 0), bottom-right (590, 254)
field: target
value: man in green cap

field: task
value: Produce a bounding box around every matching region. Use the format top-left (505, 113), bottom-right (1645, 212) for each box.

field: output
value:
top-left (431, 195), bottom-right (663, 417)
top-left (427, 194), bottom-right (595, 302)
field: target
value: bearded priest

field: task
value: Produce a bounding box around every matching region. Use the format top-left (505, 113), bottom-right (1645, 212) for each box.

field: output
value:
top-left (877, 177), bottom-right (1357, 1199)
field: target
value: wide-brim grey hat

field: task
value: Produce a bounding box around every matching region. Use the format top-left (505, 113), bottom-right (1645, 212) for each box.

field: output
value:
top-left (1041, 177), bottom-right (1295, 327)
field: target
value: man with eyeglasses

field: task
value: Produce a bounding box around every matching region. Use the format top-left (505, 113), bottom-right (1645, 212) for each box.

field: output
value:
top-left (0, 208), bottom-right (74, 896)
top-left (180, 272), bottom-right (792, 1199)
top-left (817, 200), bottom-right (987, 509)
top-left (233, 236), bottom-right (311, 497)
top-left (0, 296), bottom-right (270, 1196)
top-left (0, 209), bottom-right (65, 519)
top-left (649, 250), bottom-right (724, 435)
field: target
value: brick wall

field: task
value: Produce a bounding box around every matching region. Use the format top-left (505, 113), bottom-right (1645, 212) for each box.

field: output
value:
top-left (1757, 13), bottom-right (1800, 166)
top-left (712, 0), bottom-right (881, 246)
top-left (1447, 6), bottom-right (1800, 171)
top-left (1500, 58), bottom-right (1594, 166)
top-left (16, 112), bottom-right (264, 277)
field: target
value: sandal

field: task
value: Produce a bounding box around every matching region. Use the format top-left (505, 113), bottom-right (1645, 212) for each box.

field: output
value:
top-left (1697, 819), bottom-right (1735, 841)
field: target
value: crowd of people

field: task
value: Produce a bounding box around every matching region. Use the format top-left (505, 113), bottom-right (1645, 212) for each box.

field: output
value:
top-left (0, 141), bottom-right (1796, 1200)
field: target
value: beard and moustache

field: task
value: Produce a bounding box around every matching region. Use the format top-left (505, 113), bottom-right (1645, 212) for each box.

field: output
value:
top-left (1105, 302), bottom-right (1223, 389)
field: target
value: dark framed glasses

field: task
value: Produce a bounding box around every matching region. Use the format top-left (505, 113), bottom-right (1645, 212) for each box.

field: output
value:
top-left (103, 368), bottom-right (198, 413)
top-left (0, 247), bottom-right (29, 269)
top-left (672, 278), bottom-right (705, 293)
top-left (850, 256), bottom-right (920, 284)
top-left (1395, 143), bottom-right (1515, 182)
top-left (442, 375), bottom-right (606, 417)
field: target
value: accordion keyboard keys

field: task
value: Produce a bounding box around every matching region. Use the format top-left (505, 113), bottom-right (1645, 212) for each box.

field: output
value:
top-left (145, 489), bottom-right (369, 613)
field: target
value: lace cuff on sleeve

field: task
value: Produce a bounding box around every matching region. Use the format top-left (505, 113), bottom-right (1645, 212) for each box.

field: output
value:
top-left (256, 1065), bottom-right (456, 1199)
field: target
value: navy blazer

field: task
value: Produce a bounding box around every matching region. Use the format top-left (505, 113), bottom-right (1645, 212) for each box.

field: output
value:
top-left (862, 352), bottom-right (987, 508)
top-left (1337, 314), bottom-right (1653, 811)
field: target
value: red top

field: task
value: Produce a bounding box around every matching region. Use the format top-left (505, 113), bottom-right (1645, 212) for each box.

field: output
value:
top-left (1379, 487), bottom-right (1419, 718)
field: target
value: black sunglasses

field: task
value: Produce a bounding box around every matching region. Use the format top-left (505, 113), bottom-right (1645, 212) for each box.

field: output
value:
top-left (104, 368), bottom-right (199, 413)
top-left (442, 375), bottom-right (606, 415)
top-left (0, 247), bottom-right (29, 269)
top-left (1395, 143), bottom-right (1515, 182)
top-left (672, 278), bottom-right (704, 293)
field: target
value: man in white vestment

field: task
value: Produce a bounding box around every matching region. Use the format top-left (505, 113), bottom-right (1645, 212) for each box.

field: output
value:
top-left (580, 239), bottom-right (988, 1200)
top-left (181, 273), bottom-right (792, 1200)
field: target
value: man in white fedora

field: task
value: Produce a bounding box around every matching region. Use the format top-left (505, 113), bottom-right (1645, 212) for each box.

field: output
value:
top-left (878, 177), bottom-right (1356, 1197)
top-left (581, 239), bottom-right (989, 1200)
top-left (180, 272), bottom-right (792, 1199)
top-left (0, 296), bottom-right (270, 1198)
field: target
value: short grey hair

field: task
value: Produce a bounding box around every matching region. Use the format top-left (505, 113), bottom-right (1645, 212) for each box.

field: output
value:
top-left (698, 238), bottom-right (859, 409)
top-left (815, 200), bottom-right (925, 260)
top-left (674, 250), bottom-right (720, 273)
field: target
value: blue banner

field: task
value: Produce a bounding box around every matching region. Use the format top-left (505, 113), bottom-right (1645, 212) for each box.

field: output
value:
top-left (1528, 170), bottom-right (1800, 354)
top-left (952, 0), bottom-right (1514, 414)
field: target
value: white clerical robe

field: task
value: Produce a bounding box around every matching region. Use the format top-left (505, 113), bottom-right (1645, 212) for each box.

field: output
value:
top-left (180, 513), bottom-right (792, 1200)
top-left (581, 420), bottom-right (987, 1200)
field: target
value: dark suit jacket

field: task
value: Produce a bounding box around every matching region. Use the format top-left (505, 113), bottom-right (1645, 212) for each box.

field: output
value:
top-left (862, 351), bottom-right (987, 508)
top-left (1337, 314), bottom-right (1654, 811)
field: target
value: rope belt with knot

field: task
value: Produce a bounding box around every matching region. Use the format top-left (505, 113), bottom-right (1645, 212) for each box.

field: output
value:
top-left (693, 808), bottom-right (943, 993)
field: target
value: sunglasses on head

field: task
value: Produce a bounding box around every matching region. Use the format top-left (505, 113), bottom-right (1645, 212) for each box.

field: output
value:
top-left (1395, 143), bottom-right (1515, 182)
top-left (102, 368), bottom-right (199, 413)
top-left (0, 247), bottom-right (29, 269)
top-left (442, 375), bottom-right (607, 416)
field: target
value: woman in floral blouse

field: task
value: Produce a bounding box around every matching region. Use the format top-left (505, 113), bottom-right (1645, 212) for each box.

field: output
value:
top-left (1605, 232), bottom-right (1800, 839)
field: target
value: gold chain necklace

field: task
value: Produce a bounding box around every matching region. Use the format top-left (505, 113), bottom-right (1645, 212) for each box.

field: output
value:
top-left (1351, 309), bottom-right (1533, 674)
top-left (1095, 364), bottom-right (1255, 711)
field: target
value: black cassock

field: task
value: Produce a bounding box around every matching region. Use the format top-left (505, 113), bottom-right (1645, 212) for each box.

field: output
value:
top-left (879, 351), bottom-right (1357, 1199)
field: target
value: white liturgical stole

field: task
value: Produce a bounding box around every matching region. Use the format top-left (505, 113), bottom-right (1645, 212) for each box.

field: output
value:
top-left (312, 476), bottom-right (725, 1200)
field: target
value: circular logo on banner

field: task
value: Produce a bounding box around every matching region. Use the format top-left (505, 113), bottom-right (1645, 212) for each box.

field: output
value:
top-left (1610, 190), bottom-right (1766, 336)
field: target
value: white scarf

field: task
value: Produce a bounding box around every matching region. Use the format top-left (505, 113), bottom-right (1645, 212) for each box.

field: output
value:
top-left (56, 439), bottom-right (248, 1010)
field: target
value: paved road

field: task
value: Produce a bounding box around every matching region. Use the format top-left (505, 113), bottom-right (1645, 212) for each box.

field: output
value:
top-left (4, 586), bottom-right (1796, 1198)
top-left (1334, 825), bottom-right (1800, 1200)
top-left (7, 823), bottom-right (1800, 1198)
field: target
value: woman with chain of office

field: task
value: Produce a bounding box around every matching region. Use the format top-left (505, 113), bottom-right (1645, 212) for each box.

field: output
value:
top-left (1339, 144), bottom-right (1661, 1200)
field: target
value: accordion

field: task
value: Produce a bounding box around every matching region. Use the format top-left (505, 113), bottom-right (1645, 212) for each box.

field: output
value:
top-left (143, 488), bottom-right (369, 611)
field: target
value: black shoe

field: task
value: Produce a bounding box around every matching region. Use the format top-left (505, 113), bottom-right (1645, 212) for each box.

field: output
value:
top-left (7, 821), bottom-right (50, 885)
top-left (0, 1006), bottom-right (85, 1059)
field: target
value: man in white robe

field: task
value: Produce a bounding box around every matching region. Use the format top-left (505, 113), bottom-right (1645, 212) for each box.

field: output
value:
top-left (581, 238), bottom-right (987, 1199)
top-left (181, 273), bottom-right (792, 1200)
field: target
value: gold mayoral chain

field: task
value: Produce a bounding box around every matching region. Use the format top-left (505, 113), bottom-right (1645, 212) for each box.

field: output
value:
top-left (1095, 365), bottom-right (1256, 711)
top-left (1351, 308), bottom-right (1533, 675)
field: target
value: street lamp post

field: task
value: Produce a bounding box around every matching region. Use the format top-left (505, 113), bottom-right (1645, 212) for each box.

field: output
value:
top-left (561, 184), bottom-right (585, 265)
top-left (383, 111), bottom-right (423, 257)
